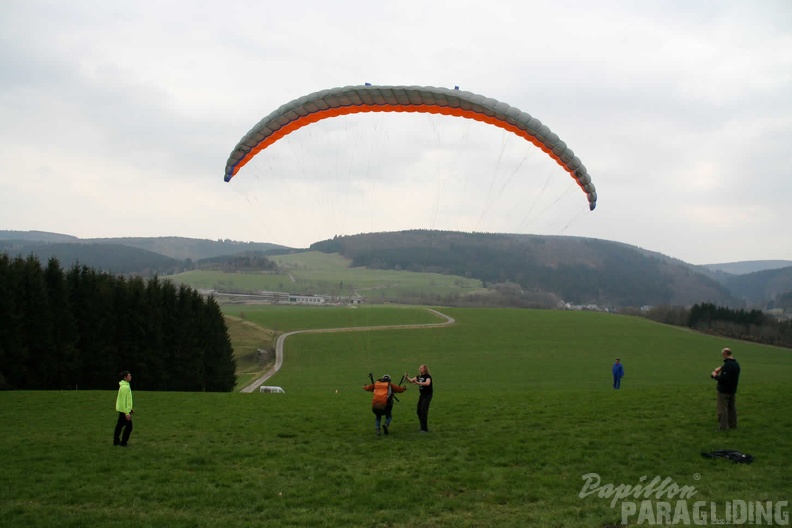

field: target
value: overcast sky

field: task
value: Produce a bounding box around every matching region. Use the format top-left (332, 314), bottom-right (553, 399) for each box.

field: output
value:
top-left (2, 1), bottom-right (790, 265)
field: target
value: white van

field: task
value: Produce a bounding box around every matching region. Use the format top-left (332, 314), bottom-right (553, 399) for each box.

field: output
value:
top-left (259, 386), bottom-right (286, 394)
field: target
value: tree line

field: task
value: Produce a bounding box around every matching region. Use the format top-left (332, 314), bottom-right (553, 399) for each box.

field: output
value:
top-left (0, 254), bottom-right (237, 391)
top-left (642, 302), bottom-right (792, 348)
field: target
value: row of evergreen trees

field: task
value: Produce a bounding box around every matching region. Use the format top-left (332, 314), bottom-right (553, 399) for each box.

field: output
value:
top-left (0, 254), bottom-right (237, 391)
top-left (643, 302), bottom-right (792, 348)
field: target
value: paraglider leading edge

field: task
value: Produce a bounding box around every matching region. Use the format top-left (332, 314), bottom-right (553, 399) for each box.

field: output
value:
top-left (223, 84), bottom-right (597, 211)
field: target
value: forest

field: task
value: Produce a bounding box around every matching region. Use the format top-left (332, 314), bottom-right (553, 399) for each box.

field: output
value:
top-left (0, 254), bottom-right (237, 391)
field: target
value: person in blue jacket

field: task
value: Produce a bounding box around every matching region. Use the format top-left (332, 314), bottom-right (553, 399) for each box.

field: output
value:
top-left (612, 358), bottom-right (624, 389)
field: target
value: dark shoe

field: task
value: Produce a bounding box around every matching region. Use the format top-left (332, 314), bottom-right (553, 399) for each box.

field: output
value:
top-left (383, 424), bottom-right (389, 435)
top-left (119, 442), bottom-right (128, 447)
top-left (419, 429), bottom-right (429, 433)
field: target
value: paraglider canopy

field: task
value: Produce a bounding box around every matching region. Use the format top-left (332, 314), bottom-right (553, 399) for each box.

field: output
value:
top-left (223, 85), bottom-right (597, 211)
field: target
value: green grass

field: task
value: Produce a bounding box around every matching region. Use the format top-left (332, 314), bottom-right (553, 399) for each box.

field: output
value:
top-left (224, 316), bottom-right (277, 390)
top-left (222, 304), bottom-right (445, 332)
top-left (165, 269), bottom-right (294, 293)
top-left (165, 251), bottom-right (486, 299)
top-left (223, 305), bottom-right (451, 389)
top-left (1, 307), bottom-right (791, 527)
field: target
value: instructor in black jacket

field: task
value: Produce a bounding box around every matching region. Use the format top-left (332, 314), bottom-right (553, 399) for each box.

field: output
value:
top-left (407, 365), bottom-right (433, 433)
top-left (711, 347), bottom-right (740, 430)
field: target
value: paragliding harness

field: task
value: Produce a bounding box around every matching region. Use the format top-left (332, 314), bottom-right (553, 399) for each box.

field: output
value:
top-left (701, 450), bottom-right (754, 464)
top-left (368, 372), bottom-right (404, 410)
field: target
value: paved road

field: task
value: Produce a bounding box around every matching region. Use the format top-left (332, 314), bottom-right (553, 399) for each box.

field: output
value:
top-left (239, 308), bottom-right (455, 393)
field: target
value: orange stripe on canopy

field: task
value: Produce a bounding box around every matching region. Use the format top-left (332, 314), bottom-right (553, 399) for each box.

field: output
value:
top-left (231, 104), bottom-right (567, 177)
top-left (224, 85), bottom-right (597, 210)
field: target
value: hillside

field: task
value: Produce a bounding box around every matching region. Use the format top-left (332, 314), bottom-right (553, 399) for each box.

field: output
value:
top-left (0, 230), bottom-right (78, 243)
top-left (0, 240), bottom-right (181, 275)
top-left (0, 231), bottom-right (290, 261)
top-left (0, 231), bottom-right (292, 275)
top-left (3, 229), bottom-right (789, 308)
top-left (310, 231), bottom-right (737, 307)
top-left (704, 260), bottom-right (792, 275)
top-left (84, 236), bottom-right (290, 261)
top-left (719, 266), bottom-right (792, 303)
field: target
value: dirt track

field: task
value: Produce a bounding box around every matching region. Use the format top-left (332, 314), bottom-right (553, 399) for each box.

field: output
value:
top-left (239, 308), bottom-right (455, 393)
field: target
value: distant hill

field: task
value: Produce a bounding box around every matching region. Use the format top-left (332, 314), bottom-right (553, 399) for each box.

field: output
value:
top-left (704, 260), bottom-right (792, 275)
top-left (0, 240), bottom-right (182, 275)
top-left (0, 231), bottom-right (291, 276)
top-left (310, 231), bottom-right (738, 308)
top-left (3, 229), bottom-right (789, 308)
top-left (718, 266), bottom-right (792, 303)
top-left (0, 231), bottom-right (291, 262)
top-left (84, 236), bottom-right (290, 261)
top-left (0, 230), bottom-right (78, 243)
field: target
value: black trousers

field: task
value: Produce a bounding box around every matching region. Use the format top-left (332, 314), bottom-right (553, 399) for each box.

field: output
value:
top-left (114, 412), bottom-right (133, 445)
top-left (416, 394), bottom-right (432, 431)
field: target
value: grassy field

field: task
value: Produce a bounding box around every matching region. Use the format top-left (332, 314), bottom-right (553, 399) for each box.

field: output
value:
top-left (1, 307), bottom-right (790, 527)
top-left (165, 251), bottom-right (486, 300)
top-left (224, 315), bottom-right (277, 390)
top-left (222, 304), bottom-right (446, 333)
top-left (224, 305), bottom-right (447, 391)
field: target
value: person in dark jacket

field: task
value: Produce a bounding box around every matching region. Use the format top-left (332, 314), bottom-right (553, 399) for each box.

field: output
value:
top-left (363, 375), bottom-right (406, 436)
top-left (407, 364), bottom-right (433, 432)
top-left (711, 348), bottom-right (740, 430)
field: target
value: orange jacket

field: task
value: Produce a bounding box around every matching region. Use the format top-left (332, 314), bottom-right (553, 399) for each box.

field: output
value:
top-left (364, 380), bottom-right (406, 410)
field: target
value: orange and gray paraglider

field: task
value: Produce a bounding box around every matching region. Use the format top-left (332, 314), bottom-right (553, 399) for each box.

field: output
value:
top-left (223, 85), bottom-right (597, 210)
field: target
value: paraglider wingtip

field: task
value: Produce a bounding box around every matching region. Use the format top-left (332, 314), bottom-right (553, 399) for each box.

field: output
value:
top-left (224, 174), bottom-right (233, 183)
top-left (589, 203), bottom-right (597, 211)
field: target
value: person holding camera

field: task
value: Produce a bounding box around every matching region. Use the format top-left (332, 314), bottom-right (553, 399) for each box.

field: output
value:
top-left (406, 364), bottom-right (433, 433)
top-left (711, 348), bottom-right (740, 430)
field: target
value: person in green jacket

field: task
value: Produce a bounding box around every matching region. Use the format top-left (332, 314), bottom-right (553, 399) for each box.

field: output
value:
top-left (114, 371), bottom-right (134, 447)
